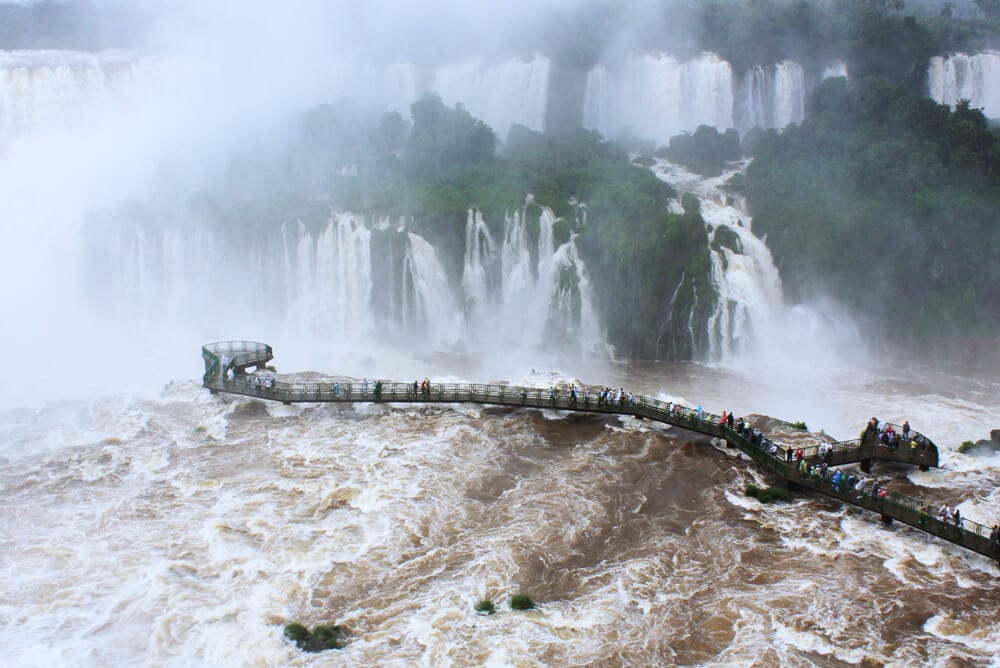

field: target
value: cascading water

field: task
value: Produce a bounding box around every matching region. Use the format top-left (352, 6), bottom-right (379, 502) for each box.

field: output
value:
top-left (401, 231), bottom-right (462, 346)
top-left (431, 56), bottom-right (550, 136)
top-left (771, 61), bottom-right (805, 129)
top-left (461, 209), bottom-right (497, 326)
top-left (284, 213), bottom-right (375, 342)
top-left (460, 204), bottom-right (603, 354)
top-left (584, 52), bottom-right (735, 143)
top-left (737, 60), bottom-right (805, 130)
top-left (928, 52), bottom-right (1000, 119)
top-left (650, 159), bottom-right (864, 375)
top-left (584, 53), bottom-right (813, 144)
top-left (822, 60), bottom-right (849, 81)
top-left (91, 202), bottom-right (605, 362)
top-left (0, 50), bottom-right (159, 146)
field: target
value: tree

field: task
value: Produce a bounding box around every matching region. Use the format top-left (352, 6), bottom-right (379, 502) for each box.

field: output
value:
top-left (403, 93), bottom-right (496, 182)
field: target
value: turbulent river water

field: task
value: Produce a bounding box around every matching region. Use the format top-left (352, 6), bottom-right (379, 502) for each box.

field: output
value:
top-left (2, 357), bottom-right (999, 667)
top-left (3, 46), bottom-right (1000, 668)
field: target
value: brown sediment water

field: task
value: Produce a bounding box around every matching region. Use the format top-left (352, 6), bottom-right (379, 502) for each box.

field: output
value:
top-left (0, 365), bottom-right (998, 666)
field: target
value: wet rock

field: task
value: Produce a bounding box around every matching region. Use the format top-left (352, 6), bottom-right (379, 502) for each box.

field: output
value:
top-left (958, 431), bottom-right (1000, 456)
top-left (231, 400), bottom-right (269, 418)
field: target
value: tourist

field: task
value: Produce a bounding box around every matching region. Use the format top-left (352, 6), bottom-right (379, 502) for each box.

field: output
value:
top-left (990, 524), bottom-right (1000, 547)
top-left (938, 503), bottom-right (950, 522)
top-left (952, 507), bottom-right (962, 527)
top-left (363, 377), bottom-right (368, 396)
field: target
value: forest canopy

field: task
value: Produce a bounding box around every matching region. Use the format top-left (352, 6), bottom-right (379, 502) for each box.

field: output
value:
top-left (745, 76), bottom-right (1000, 346)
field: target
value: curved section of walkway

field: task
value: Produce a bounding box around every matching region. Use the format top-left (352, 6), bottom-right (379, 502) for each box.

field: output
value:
top-left (201, 342), bottom-right (997, 562)
top-left (202, 341), bottom-right (273, 385)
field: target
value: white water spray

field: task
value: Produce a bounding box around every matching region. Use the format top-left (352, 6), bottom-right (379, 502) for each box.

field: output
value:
top-left (928, 52), bottom-right (1000, 119)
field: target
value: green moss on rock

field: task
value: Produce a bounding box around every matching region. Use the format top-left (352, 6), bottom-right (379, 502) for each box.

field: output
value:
top-left (284, 622), bottom-right (346, 652)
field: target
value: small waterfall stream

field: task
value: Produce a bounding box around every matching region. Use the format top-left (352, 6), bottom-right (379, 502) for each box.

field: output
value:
top-left (651, 158), bottom-right (864, 373)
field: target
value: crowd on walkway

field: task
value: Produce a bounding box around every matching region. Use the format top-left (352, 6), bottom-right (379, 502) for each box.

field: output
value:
top-left (213, 361), bottom-right (1000, 554)
top-left (863, 417), bottom-right (933, 451)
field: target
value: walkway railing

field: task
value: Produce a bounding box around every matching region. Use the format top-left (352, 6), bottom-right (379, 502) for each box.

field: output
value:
top-left (200, 342), bottom-right (996, 562)
top-left (202, 341), bottom-right (273, 385)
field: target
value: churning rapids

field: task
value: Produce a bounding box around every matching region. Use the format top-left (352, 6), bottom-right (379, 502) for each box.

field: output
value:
top-left (2, 361), bottom-right (1000, 666)
top-left (1, 50), bottom-right (1000, 667)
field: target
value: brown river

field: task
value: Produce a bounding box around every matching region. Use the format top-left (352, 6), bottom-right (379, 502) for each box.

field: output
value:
top-left (1, 358), bottom-right (998, 667)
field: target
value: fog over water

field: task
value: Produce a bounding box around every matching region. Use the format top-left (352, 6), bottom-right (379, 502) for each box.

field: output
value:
top-left (2, 1), bottom-right (1000, 666)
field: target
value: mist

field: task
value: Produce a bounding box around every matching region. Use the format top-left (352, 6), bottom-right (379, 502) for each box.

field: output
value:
top-left (4, 0), bottom-right (995, 410)
top-left (0, 0), bottom-right (629, 406)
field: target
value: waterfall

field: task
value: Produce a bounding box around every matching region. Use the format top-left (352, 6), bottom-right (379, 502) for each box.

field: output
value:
top-left (431, 56), bottom-right (550, 136)
top-left (0, 51), bottom-right (155, 146)
top-left (91, 203), bottom-right (604, 357)
top-left (738, 66), bottom-right (769, 130)
top-left (771, 61), bottom-right (805, 129)
top-left (584, 51), bottom-right (735, 143)
top-left (402, 232), bottom-right (462, 346)
top-left (284, 213), bottom-right (374, 341)
top-left (498, 207), bottom-right (543, 345)
top-left (650, 159), bottom-right (863, 372)
top-left (465, 205), bottom-right (603, 353)
top-left (737, 60), bottom-right (805, 130)
top-left (822, 60), bottom-right (849, 81)
top-left (584, 52), bottom-right (811, 143)
top-left (928, 52), bottom-right (1000, 119)
top-left (461, 208), bottom-right (497, 325)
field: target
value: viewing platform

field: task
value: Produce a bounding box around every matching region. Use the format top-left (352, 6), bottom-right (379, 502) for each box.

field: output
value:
top-left (201, 341), bottom-right (998, 563)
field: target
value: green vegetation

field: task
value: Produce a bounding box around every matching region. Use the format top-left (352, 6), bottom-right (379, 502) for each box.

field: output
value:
top-left (664, 126), bottom-right (741, 176)
top-left (306, 93), bottom-right (714, 359)
top-left (958, 439), bottom-right (1000, 454)
top-left (789, 421), bottom-right (808, 431)
top-left (695, 0), bottom-right (1000, 91)
top-left (283, 622), bottom-right (346, 652)
top-left (475, 599), bottom-right (497, 615)
top-left (745, 76), bottom-right (1000, 349)
top-left (510, 594), bottom-right (536, 611)
top-left (745, 484), bottom-right (794, 503)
